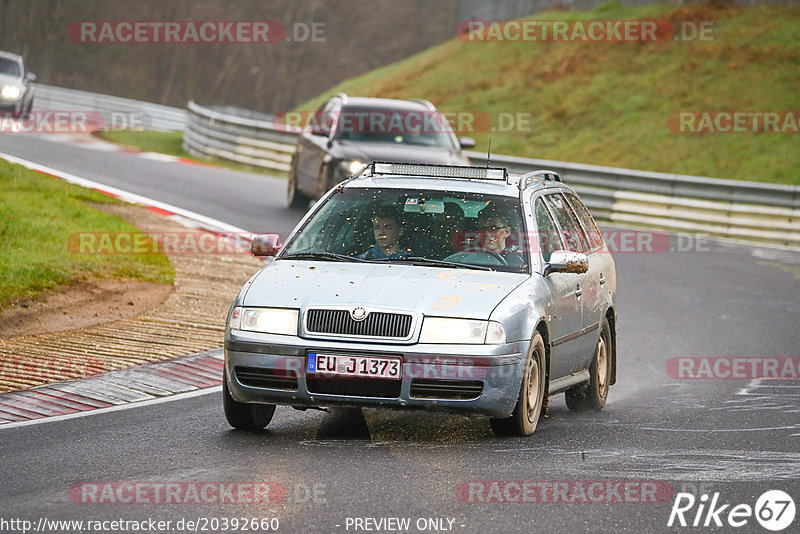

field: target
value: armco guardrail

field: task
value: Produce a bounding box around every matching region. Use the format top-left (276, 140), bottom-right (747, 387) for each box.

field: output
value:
top-left (183, 101), bottom-right (295, 172)
top-left (183, 101), bottom-right (800, 247)
top-left (33, 84), bottom-right (186, 131)
top-left (463, 151), bottom-right (800, 247)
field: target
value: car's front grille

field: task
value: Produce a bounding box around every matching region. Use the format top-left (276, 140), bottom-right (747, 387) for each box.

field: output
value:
top-left (305, 308), bottom-right (413, 339)
top-left (235, 366), bottom-right (299, 391)
top-left (410, 379), bottom-right (483, 400)
top-left (306, 377), bottom-right (402, 398)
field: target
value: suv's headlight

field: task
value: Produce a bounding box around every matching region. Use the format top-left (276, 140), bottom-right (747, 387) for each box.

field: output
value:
top-left (1, 85), bottom-right (21, 99)
top-left (419, 318), bottom-right (506, 344)
top-left (340, 159), bottom-right (364, 175)
top-left (229, 307), bottom-right (298, 335)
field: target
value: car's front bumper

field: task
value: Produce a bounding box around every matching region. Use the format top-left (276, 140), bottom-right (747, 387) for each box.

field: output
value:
top-left (224, 332), bottom-right (526, 418)
top-left (0, 101), bottom-right (21, 114)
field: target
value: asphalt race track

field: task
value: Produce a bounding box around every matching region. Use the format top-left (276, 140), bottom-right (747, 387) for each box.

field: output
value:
top-left (1, 133), bottom-right (799, 533)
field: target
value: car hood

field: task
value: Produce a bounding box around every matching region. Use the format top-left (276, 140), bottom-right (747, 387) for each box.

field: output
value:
top-left (243, 260), bottom-right (527, 319)
top-left (333, 140), bottom-right (469, 165)
top-left (0, 73), bottom-right (22, 88)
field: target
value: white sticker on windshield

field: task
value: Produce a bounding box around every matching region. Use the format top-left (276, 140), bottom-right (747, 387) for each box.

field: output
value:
top-left (405, 198), bottom-right (418, 205)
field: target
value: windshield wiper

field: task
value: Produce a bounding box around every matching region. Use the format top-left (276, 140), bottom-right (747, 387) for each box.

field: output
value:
top-left (372, 256), bottom-right (492, 271)
top-left (281, 252), bottom-right (369, 263)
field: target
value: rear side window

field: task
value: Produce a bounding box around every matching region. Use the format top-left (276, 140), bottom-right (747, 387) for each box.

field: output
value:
top-left (565, 193), bottom-right (604, 250)
top-left (534, 198), bottom-right (563, 263)
top-left (543, 193), bottom-right (590, 253)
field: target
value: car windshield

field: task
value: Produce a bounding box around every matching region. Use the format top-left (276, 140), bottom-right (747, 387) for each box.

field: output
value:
top-left (281, 187), bottom-right (528, 273)
top-left (0, 58), bottom-right (21, 77)
top-left (333, 107), bottom-right (456, 149)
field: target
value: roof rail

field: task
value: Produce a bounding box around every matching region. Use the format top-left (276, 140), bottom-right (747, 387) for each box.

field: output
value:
top-left (331, 92), bottom-right (348, 103)
top-left (518, 170), bottom-right (562, 190)
top-left (407, 98), bottom-right (436, 111)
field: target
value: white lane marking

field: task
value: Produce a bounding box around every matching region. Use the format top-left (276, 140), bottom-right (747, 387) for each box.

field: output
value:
top-left (752, 248), bottom-right (800, 264)
top-left (139, 152), bottom-right (180, 162)
top-left (0, 386), bottom-right (220, 430)
top-left (635, 425), bottom-right (800, 432)
top-left (0, 151), bottom-right (250, 235)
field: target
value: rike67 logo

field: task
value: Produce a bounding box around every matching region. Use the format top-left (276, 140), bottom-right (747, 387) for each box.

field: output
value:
top-left (668, 490), bottom-right (796, 531)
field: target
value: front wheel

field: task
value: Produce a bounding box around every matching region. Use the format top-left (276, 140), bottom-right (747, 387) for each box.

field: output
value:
top-left (223, 378), bottom-right (276, 430)
top-left (490, 332), bottom-right (546, 437)
top-left (565, 317), bottom-right (611, 411)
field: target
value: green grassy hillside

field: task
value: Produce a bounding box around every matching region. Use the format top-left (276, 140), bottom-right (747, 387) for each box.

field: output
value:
top-left (298, 2), bottom-right (800, 184)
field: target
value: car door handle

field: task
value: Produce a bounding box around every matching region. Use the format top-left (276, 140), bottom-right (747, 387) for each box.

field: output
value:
top-left (575, 285), bottom-right (582, 298)
top-left (599, 274), bottom-right (605, 286)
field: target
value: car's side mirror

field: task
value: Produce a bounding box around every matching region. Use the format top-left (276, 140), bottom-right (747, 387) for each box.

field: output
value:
top-left (251, 233), bottom-right (284, 257)
top-left (459, 136), bottom-right (476, 149)
top-left (544, 250), bottom-right (588, 276)
top-left (25, 72), bottom-right (37, 82)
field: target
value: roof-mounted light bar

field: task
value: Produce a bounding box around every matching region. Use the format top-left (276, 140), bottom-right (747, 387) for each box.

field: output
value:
top-left (371, 162), bottom-right (507, 181)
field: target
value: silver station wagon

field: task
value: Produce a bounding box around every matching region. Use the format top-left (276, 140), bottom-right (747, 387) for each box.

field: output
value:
top-left (224, 162), bottom-right (617, 436)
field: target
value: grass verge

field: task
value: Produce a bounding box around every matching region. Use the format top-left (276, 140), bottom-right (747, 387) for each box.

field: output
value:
top-left (0, 160), bottom-right (174, 311)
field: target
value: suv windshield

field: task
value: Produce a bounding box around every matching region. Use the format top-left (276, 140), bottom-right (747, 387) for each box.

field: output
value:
top-left (333, 107), bottom-right (456, 149)
top-left (282, 187), bottom-right (528, 273)
top-left (0, 58), bottom-right (21, 77)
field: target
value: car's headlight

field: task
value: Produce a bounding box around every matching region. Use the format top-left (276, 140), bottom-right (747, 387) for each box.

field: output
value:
top-left (340, 160), bottom-right (364, 175)
top-left (228, 307), bottom-right (298, 335)
top-left (1, 85), bottom-right (21, 99)
top-left (419, 318), bottom-right (506, 344)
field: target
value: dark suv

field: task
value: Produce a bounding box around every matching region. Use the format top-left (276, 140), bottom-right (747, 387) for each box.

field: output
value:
top-left (287, 93), bottom-right (474, 208)
top-left (0, 51), bottom-right (36, 118)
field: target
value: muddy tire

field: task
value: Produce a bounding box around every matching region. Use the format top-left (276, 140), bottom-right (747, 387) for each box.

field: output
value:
top-left (565, 318), bottom-right (611, 411)
top-left (490, 332), bottom-right (546, 437)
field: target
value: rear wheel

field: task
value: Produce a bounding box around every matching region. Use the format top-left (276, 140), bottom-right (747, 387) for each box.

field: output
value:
top-left (287, 158), bottom-right (310, 209)
top-left (490, 332), bottom-right (546, 437)
top-left (223, 379), bottom-right (276, 430)
top-left (565, 317), bottom-right (611, 411)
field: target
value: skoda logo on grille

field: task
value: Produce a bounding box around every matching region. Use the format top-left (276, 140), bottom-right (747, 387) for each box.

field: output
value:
top-left (350, 306), bottom-right (368, 321)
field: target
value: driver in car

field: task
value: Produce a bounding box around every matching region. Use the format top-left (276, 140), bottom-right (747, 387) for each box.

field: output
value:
top-left (473, 205), bottom-right (525, 266)
top-left (361, 208), bottom-right (413, 259)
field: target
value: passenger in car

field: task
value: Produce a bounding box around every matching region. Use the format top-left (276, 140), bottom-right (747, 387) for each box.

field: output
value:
top-left (473, 205), bottom-right (525, 266)
top-left (361, 208), bottom-right (413, 259)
